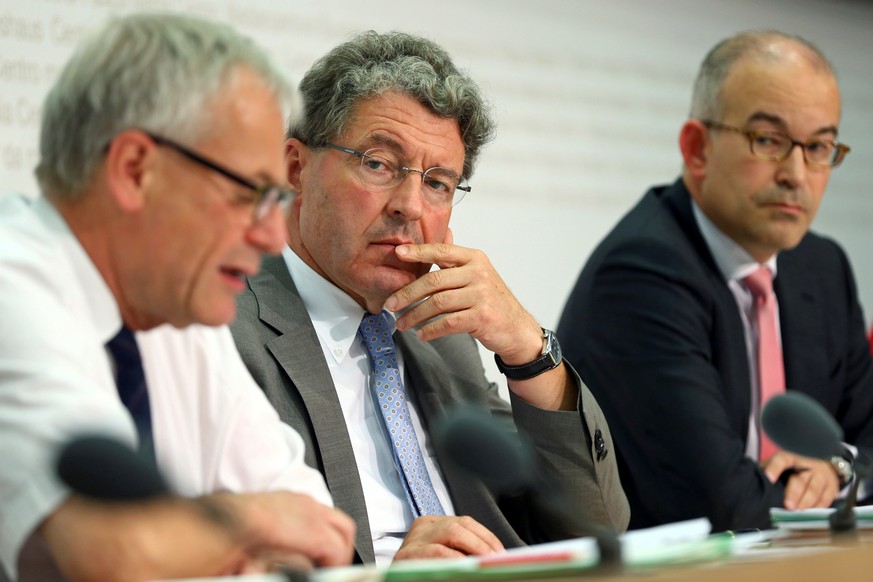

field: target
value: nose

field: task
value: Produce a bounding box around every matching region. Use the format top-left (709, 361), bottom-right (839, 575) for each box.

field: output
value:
top-left (775, 143), bottom-right (808, 190)
top-left (385, 171), bottom-right (424, 221)
top-left (246, 205), bottom-right (287, 254)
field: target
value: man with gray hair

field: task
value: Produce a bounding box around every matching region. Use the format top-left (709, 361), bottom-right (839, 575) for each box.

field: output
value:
top-left (558, 30), bottom-right (873, 531)
top-left (0, 12), bottom-right (354, 580)
top-left (231, 30), bottom-right (629, 565)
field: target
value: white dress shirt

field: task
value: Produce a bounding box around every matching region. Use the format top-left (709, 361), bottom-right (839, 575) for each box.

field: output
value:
top-left (0, 194), bottom-right (331, 580)
top-left (692, 202), bottom-right (779, 461)
top-left (283, 246), bottom-right (454, 566)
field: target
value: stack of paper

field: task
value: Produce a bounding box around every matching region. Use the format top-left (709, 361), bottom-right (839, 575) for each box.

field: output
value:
top-left (770, 506), bottom-right (873, 531)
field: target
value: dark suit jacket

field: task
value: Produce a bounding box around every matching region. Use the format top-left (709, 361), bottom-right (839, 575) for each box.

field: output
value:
top-left (231, 254), bottom-right (629, 563)
top-left (557, 178), bottom-right (873, 531)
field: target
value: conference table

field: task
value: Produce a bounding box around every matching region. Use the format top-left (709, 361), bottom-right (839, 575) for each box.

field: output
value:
top-left (628, 532), bottom-right (873, 581)
top-left (161, 524), bottom-right (873, 582)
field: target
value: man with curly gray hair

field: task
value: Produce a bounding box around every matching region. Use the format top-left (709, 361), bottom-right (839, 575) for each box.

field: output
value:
top-left (0, 12), bottom-right (354, 580)
top-left (232, 30), bottom-right (629, 565)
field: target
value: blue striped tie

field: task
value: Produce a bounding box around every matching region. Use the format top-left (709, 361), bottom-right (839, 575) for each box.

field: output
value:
top-left (359, 311), bottom-right (445, 517)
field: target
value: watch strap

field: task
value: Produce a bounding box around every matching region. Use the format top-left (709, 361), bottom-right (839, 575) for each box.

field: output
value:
top-left (494, 328), bottom-right (562, 381)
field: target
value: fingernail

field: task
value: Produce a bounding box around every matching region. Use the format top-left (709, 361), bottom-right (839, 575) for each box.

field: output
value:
top-left (395, 245), bottom-right (409, 256)
top-left (384, 296), bottom-right (397, 311)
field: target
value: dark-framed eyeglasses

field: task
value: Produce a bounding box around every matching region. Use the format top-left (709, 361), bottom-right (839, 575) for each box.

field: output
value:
top-left (144, 132), bottom-right (294, 222)
top-left (700, 120), bottom-right (850, 168)
top-left (320, 143), bottom-right (470, 208)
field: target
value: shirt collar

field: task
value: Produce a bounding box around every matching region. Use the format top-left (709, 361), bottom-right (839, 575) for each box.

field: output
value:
top-left (34, 196), bottom-right (122, 343)
top-left (282, 246), bottom-right (370, 362)
top-left (692, 199), bottom-right (778, 283)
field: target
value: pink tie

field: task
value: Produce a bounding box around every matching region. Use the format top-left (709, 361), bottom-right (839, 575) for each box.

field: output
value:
top-left (744, 267), bottom-right (785, 461)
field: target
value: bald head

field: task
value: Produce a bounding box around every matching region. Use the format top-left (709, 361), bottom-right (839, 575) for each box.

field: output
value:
top-left (689, 31), bottom-right (836, 121)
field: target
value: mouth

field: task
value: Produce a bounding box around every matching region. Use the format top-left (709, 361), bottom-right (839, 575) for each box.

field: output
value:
top-left (219, 266), bottom-right (254, 290)
top-left (371, 237), bottom-right (415, 247)
top-left (764, 201), bottom-right (805, 216)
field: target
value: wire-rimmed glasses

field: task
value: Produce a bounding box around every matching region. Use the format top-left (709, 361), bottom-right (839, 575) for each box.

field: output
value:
top-left (322, 143), bottom-right (470, 207)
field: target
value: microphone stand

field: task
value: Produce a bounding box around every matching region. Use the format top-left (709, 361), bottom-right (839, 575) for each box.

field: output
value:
top-left (829, 453), bottom-right (872, 538)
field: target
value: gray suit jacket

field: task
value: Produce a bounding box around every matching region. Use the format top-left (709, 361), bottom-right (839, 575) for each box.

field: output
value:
top-left (231, 255), bottom-right (629, 563)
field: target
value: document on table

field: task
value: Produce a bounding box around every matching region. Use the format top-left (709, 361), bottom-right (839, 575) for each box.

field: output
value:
top-left (770, 506), bottom-right (873, 530)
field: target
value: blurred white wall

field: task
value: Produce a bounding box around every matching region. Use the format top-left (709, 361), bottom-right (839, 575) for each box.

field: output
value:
top-left (2, 0), bottom-right (871, 391)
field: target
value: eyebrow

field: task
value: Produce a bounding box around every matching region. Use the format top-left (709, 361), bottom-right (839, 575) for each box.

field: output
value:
top-left (363, 133), bottom-right (406, 155)
top-left (362, 133), bottom-right (463, 174)
top-left (746, 111), bottom-right (839, 138)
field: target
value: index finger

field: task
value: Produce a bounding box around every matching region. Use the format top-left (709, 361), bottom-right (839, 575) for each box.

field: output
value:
top-left (459, 516), bottom-right (505, 554)
top-left (395, 242), bottom-right (469, 268)
top-left (434, 516), bottom-right (504, 556)
top-left (762, 451), bottom-right (806, 483)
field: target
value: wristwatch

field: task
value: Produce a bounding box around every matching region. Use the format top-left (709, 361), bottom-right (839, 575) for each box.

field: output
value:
top-left (494, 328), bottom-right (562, 381)
top-left (830, 455), bottom-right (855, 489)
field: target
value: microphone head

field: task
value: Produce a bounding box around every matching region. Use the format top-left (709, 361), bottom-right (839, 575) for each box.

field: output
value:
top-left (433, 406), bottom-right (534, 494)
top-left (762, 392), bottom-right (844, 459)
top-left (57, 435), bottom-right (170, 501)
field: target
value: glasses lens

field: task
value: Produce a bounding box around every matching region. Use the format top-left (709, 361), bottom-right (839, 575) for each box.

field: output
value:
top-left (252, 186), bottom-right (293, 222)
top-left (421, 168), bottom-right (466, 207)
top-left (358, 149), bottom-right (400, 188)
top-left (750, 132), bottom-right (790, 160)
top-left (803, 140), bottom-right (837, 166)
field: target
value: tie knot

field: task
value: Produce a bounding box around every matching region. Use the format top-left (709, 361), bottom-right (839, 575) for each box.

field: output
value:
top-left (743, 266), bottom-right (774, 300)
top-left (359, 311), bottom-right (396, 357)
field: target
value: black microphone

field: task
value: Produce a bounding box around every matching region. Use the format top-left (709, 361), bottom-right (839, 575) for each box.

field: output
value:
top-left (762, 392), bottom-right (873, 536)
top-left (433, 406), bottom-right (622, 568)
top-left (56, 434), bottom-right (170, 501)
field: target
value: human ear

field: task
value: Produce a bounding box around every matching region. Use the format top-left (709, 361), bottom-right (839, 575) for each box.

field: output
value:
top-left (104, 130), bottom-right (156, 213)
top-left (284, 138), bottom-right (307, 193)
top-left (679, 120), bottom-right (710, 180)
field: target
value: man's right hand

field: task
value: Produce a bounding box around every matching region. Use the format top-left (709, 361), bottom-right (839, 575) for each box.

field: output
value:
top-left (41, 495), bottom-right (247, 581)
top-left (41, 491), bottom-right (355, 581)
top-left (393, 515), bottom-right (504, 561)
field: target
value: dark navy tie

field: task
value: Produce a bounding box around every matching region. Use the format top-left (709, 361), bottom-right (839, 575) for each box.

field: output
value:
top-left (106, 326), bottom-right (155, 465)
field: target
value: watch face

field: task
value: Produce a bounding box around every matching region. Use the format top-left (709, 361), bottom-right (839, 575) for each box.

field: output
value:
top-left (544, 329), bottom-right (561, 363)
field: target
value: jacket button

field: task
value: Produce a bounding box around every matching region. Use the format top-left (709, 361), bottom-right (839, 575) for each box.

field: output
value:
top-left (594, 429), bottom-right (608, 461)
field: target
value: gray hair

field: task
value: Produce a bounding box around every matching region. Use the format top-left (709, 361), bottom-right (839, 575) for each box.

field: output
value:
top-left (689, 30), bottom-right (835, 120)
top-left (36, 12), bottom-right (297, 199)
top-left (291, 30), bottom-right (495, 180)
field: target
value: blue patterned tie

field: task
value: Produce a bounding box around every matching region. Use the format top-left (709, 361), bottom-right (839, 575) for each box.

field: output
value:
top-left (359, 311), bottom-right (445, 517)
top-left (107, 326), bottom-right (156, 465)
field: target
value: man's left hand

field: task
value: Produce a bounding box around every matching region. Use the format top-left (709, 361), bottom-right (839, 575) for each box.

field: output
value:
top-left (763, 451), bottom-right (841, 510)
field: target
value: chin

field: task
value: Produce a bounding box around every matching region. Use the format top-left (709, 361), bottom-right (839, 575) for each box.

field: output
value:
top-left (189, 302), bottom-right (236, 328)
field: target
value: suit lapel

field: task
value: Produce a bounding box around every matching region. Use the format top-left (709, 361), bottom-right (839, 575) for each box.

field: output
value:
top-left (395, 331), bottom-right (450, 430)
top-left (395, 332), bottom-right (524, 547)
top-left (664, 181), bottom-right (754, 433)
top-left (249, 255), bottom-right (375, 562)
top-left (776, 250), bottom-right (827, 403)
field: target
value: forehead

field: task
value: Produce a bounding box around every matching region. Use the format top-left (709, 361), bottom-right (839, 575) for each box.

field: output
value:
top-left (342, 92), bottom-right (464, 168)
top-left (195, 68), bottom-right (286, 182)
top-left (719, 53), bottom-right (841, 134)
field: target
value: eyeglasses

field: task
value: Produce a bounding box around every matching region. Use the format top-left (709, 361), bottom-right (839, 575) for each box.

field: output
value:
top-left (145, 132), bottom-right (294, 222)
top-left (321, 143), bottom-right (470, 208)
top-left (701, 120), bottom-right (850, 168)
